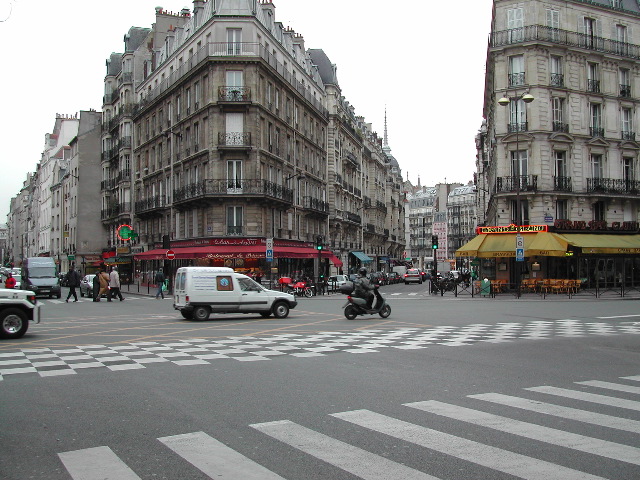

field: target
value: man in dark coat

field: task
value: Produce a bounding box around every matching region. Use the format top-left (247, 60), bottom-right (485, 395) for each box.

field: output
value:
top-left (65, 265), bottom-right (81, 302)
top-left (92, 272), bottom-right (101, 302)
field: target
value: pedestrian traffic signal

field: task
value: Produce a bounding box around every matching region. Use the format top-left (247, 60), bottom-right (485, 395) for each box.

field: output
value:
top-left (431, 235), bottom-right (439, 249)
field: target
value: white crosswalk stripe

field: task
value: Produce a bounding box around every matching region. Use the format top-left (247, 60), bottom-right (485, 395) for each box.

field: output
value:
top-left (58, 446), bottom-right (142, 480)
top-left (56, 373), bottom-right (640, 480)
top-left (405, 400), bottom-right (640, 465)
top-left (331, 409), bottom-right (606, 480)
top-left (250, 420), bottom-right (438, 480)
top-left (468, 392), bottom-right (640, 434)
top-left (159, 431), bottom-right (285, 479)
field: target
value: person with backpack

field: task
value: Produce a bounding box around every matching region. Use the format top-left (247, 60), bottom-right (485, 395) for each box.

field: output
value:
top-left (155, 269), bottom-right (166, 299)
top-left (65, 265), bottom-right (81, 302)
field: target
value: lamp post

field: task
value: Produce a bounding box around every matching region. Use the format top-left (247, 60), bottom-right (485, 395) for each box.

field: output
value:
top-left (498, 91), bottom-right (534, 297)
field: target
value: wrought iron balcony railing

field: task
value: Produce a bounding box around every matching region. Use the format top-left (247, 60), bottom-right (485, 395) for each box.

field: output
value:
top-left (620, 84), bottom-right (632, 98)
top-left (227, 226), bottom-right (243, 236)
top-left (302, 196), bottom-right (329, 214)
top-left (587, 79), bottom-right (600, 93)
top-left (590, 127), bottom-right (605, 138)
top-left (508, 72), bottom-right (525, 86)
top-left (496, 175), bottom-right (538, 192)
top-left (491, 24), bottom-right (640, 61)
top-left (507, 122), bottom-right (528, 133)
top-left (218, 132), bottom-right (252, 147)
top-left (345, 212), bottom-right (361, 224)
top-left (173, 179), bottom-right (294, 204)
top-left (218, 86), bottom-right (251, 102)
top-left (622, 131), bottom-right (636, 141)
top-left (587, 177), bottom-right (640, 194)
top-left (553, 176), bottom-right (572, 192)
top-left (135, 195), bottom-right (168, 213)
top-left (552, 121), bottom-right (569, 133)
top-left (550, 73), bottom-right (564, 87)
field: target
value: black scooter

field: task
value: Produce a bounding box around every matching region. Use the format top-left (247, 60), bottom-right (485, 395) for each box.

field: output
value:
top-left (340, 283), bottom-right (391, 320)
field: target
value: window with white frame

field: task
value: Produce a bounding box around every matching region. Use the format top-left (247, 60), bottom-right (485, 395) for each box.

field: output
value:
top-left (622, 108), bottom-right (633, 139)
top-left (510, 150), bottom-right (528, 177)
top-left (507, 7), bottom-right (524, 42)
top-left (227, 160), bottom-right (242, 189)
top-left (591, 154), bottom-right (603, 179)
top-left (624, 157), bottom-right (635, 182)
top-left (590, 103), bottom-right (602, 135)
top-left (552, 97), bottom-right (565, 131)
top-left (227, 206), bottom-right (243, 235)
top-left (587, 63), bottom-right (600, 92)
top-left (620, 68), bottom-right (631, 97)
top-left (550, 56), bottom-right (563, 86)
top-left (227, 28), bottom-right (242, 55)
top-left (508, 55), bottom-right (525, 86)
top-left (556, 199), bottom-right (568, 220)
top-left (509, 98), bottom-right (527, 131)
top-left (593, 201), bottom-right (606, 221)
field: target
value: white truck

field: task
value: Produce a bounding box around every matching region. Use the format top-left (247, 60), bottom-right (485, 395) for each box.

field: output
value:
top-left (0, 289), bottom-right (42, 339)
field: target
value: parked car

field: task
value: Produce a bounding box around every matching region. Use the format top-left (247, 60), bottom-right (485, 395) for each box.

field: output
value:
top-left (368, 272), bottom-right (386, 286)
top-left (404, 268), bottom-right (423, 284)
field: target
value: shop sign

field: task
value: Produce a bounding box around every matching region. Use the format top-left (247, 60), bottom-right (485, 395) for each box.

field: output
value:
top-left (554, 220), bottom-right (639, 233)
top-left (116, 246), bottom-right (131, 254)
top-left (476, 224), bottom-right (548, 234)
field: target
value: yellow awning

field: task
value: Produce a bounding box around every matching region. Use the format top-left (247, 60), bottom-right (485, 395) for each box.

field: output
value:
top-left (455, 232), bottom-right (569, 258)
top-left (557, 234), bottom-right (640, 254)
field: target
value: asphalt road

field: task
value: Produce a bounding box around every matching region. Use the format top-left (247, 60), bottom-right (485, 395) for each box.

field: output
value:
top-left (1, 283), bottom-right (639, 479)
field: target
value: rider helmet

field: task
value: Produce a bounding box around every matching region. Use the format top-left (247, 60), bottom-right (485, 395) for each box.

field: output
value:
top-left (358, 267), bottom-right (367, 277)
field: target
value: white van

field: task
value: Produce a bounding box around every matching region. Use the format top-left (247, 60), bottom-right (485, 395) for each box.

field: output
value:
top-left (173, 267), bottom-right (298, 320)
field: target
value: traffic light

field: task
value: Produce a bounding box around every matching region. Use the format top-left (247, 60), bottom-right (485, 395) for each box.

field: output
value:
top-left (431, 235), bottom-right (439, 250)
top-left (315, 235), bottom-right (323, 251)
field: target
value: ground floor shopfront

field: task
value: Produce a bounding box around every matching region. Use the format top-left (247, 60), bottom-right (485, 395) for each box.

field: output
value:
top-left (132, 237), bottom-right (343, 290)
top-left (456, 225), bottom-right (640, 293)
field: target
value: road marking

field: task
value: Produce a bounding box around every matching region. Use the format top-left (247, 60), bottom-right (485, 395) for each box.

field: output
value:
top-left (469, 392), bottom-right (640, 434)
top-left (526, 386), bottom-right (640, 411)
top-left (159, 431), bottom-right (284, 479)
top-left (58, 446), bottom-right (142, 480)
top-left (406, 400), bottom-right (640, 465)
top-left (575, 380), bottom-right (640, 395)
top-left (332, 409), bottom-right (606, 480)
top-left (251, 420), bottom-right (438, 480)
top-left (596, 314), bottom-right (640, 319)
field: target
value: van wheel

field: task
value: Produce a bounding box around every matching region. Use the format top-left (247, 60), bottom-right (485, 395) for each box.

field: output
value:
top-left (272, 302), bottom-right (290, 318)
top-left (0, 308), bottom-right (29, 339)
top-left (192, 306), bottom-right (210, 321)
top-left (181, 311), bottom-right (193, 320)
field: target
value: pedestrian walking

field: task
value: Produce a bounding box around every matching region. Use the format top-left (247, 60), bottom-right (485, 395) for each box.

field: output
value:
top-left (154, 269), bottom-right (165, 299)
top-left (4, 272), bottom-right (16, 289)
top-left (98, 268), bottom-right (110, 299)
top-left (92, 272), bottom-right (101, 301)
top-left (108, 266), bottom-right (124, 301)
top-left (65, 265), bottom-right (81, 302)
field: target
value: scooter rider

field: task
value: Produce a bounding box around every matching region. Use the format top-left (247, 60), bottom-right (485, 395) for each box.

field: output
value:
top-left (353, 267), bottom-right (375, 310)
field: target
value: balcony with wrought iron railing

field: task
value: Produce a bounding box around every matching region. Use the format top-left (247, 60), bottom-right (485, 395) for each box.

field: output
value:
top-left (550, 73), bottom-right (564, 87)
top-left (302, 196), bottom-right (329, 215)
top-left (490, 24), bottom-right (640, 61)
top-left (622, 131), bottom-right (636, 141)
top-left (587, 177), bottom-right (640, 194)
top-left (218, 86), bottom-right (251, 102)
top-left (345, 212), bottom-right (361, 224)
top-left (218, 132), bottom-right (252, 148)
top-left (620, 84), bottom-right (632, 98)
top-left (587, 79), bottom-right (600, 93)
top-left (335, 173), bottom-right (343, 185)
top-left (117, 169), bottom-right (131, 183)
top-left (508, 72), bottom-right (525, 87)
top-left (496, 175), bottom-right (538, 193)
top-left (590, 127), bottom-right (605, 138)
top-left (553, 176), bottom-right (572, 192)
top-left (134, 195), bottom-right (168, 216)
top-left (552, 121), bottom-right (569, 133)
top-left (173, 179), bottom-right (294, 207)
top-left (344, 151), bottom-right (359, 168)
top-left (507, 122), bottom-right (528, 133)
top-left (365, 223), bottom-right (376, 233)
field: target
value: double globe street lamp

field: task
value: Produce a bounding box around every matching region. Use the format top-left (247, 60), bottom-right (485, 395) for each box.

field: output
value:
top-left (497, 91), bottom-right (534, 296)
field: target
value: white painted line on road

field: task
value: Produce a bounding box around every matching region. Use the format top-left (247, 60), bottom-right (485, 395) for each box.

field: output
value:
top-left (575, 380), bottom-right (640, 394)
top-left (59, 446), bottom-right (142, 480)
top-left (332, 409), bottom-right (606, 480)
top-left (526, 386), bottom-right (640, 411)
top-left (159, 431), bottom-right (285, 480)
top-left (621, 375), bottom-right (640, 382)
top-left (596, 314), bottom-right (640, 319)
top-left (469, 392), bottom-right (640, 434)
top-left (406, 400), bottom-right (640, 465)
top-left (251, 420), bottom-right (438, 480)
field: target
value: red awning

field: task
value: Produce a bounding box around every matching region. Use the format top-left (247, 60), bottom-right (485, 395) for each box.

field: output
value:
top-left (133, 245), bottom-right (343, 267)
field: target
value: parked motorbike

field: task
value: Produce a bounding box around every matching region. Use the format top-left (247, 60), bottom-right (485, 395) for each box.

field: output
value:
top-left (340, 282), bottom-right (391, 319)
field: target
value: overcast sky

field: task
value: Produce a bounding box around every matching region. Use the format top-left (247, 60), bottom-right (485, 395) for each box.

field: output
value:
top-left (0, 0), bottom-right (493, 221)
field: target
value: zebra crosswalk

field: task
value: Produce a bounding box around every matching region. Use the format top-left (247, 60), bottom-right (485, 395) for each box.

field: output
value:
top-left (57, 374), bottom-right (640, 479)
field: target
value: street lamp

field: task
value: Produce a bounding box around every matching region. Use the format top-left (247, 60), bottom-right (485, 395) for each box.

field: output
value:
top-left (498, 91), bottom-right (534, 297)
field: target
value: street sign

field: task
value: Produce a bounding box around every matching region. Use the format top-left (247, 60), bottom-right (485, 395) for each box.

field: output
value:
top-left (266, 237), bottom-right (274, 262)
top-left (516, 247), bottom-right (524, 262)
top-left (166, 249), bottom-right (175, 260)
top-left (516, 234), bottom-right (524, 249)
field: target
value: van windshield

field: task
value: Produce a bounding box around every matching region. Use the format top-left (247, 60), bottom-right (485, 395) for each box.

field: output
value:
top-left (27, 267), bottom-right (57, 278)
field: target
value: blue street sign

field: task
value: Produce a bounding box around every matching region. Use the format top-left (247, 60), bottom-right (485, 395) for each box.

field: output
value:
top-left (516, 247), bottom-right (524, 262)
top-left (266, 249), bottom-right (273, 262)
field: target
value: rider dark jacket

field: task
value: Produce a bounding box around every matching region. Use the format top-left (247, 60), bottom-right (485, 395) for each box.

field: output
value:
top-left (354, 274), bottom-right (375, 307)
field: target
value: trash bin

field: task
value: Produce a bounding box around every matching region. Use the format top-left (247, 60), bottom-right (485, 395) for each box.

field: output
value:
top-left (481, 278), bottom-right (491, 297)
